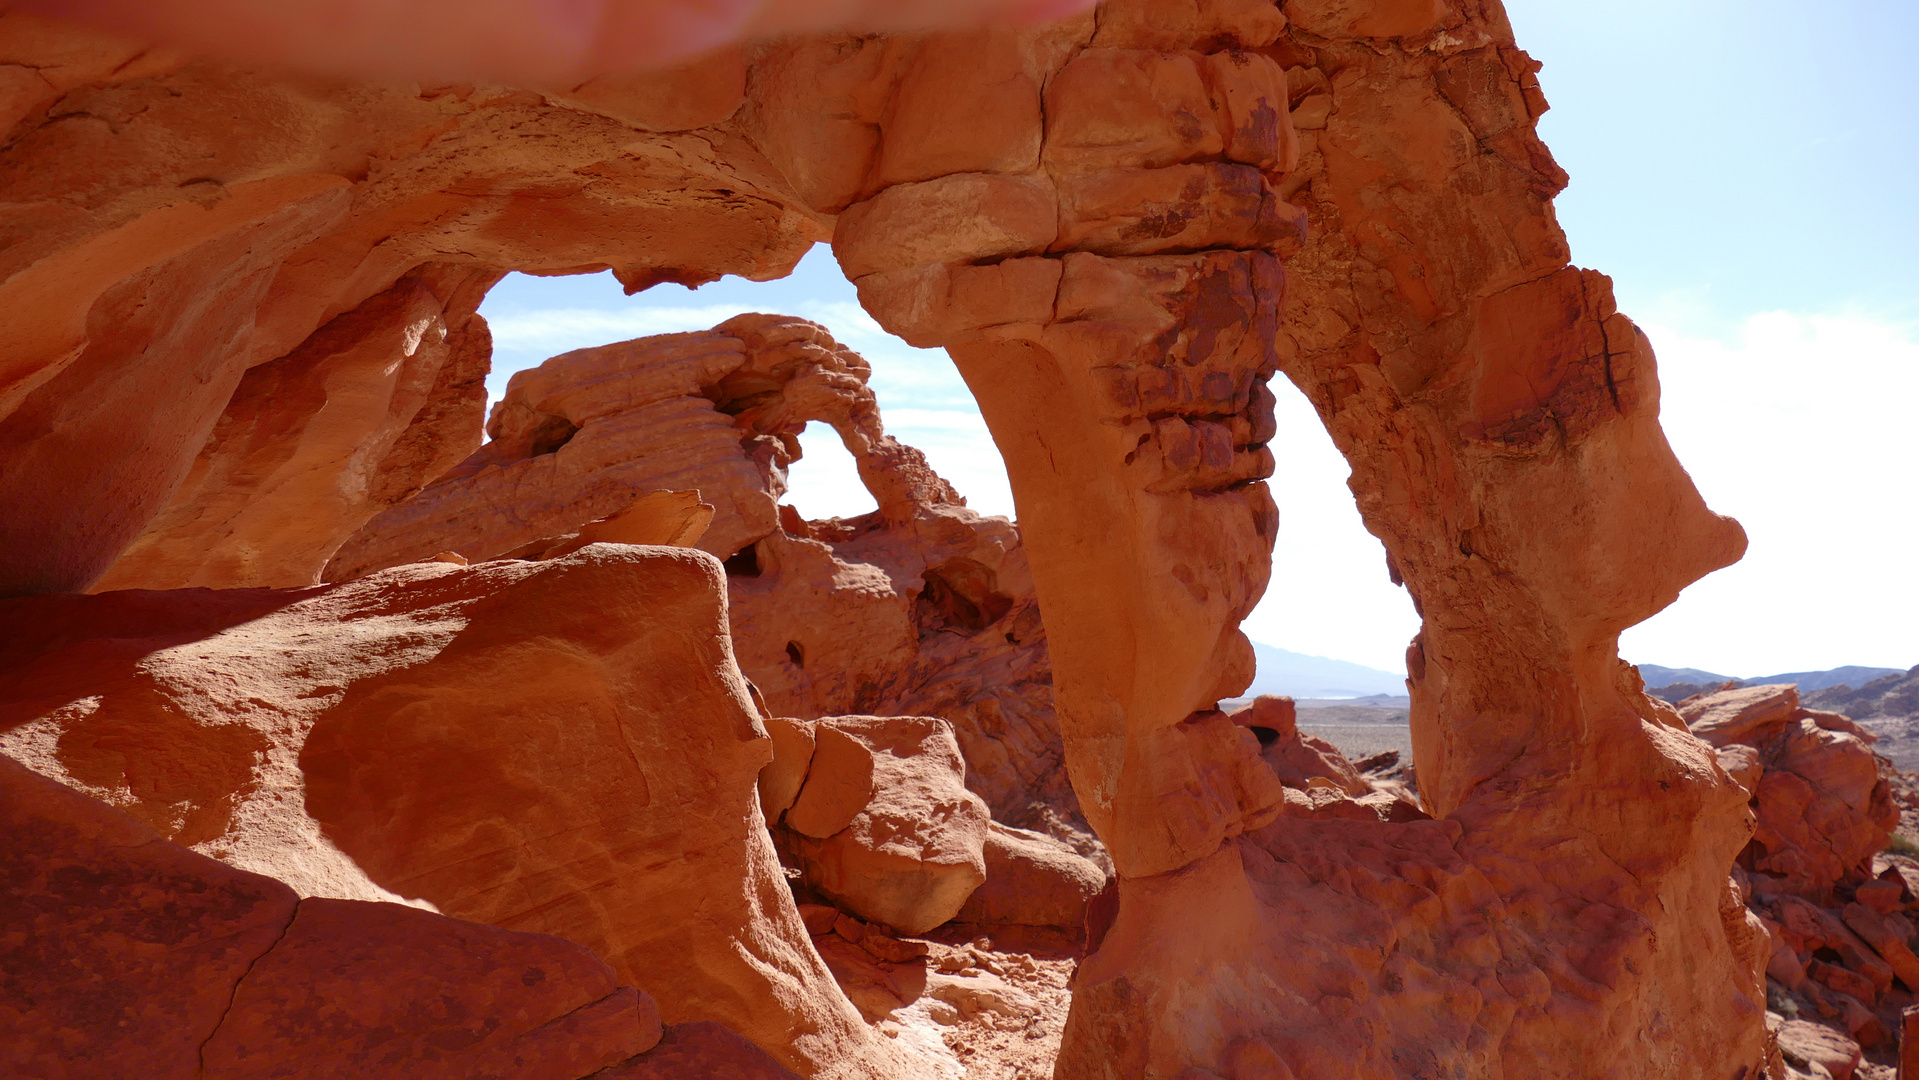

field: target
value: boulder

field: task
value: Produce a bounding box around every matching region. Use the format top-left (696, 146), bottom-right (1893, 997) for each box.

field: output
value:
top-left (956, 822), bottom-right (1108, 928)
top-left (1229, 694), bottom-right (1371, 797)
top-left (758, 715), bottom-right (819, 821)
top-left (778, 715), bottom-right (991, 935)
top-left (1683, 683), bottom-right (1898, 899)
top-left (1687, 683), bottom-right (1804, 747)
top-left (1716, 743), bottom-right (1765, 795)
top-left (1773, 1017), bottom-right (1860, 1080)
top-left (0, 546), bottom-right (917, 1078)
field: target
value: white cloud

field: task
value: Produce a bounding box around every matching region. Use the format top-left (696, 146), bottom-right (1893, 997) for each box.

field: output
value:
top-left (486, 304), bottom-right (745, 354)
top-left (1620, 309), bottom-right (1919, 675)
top-left (784, 422), bottom-right (879, 521)
top-left (1241, 382), bottom-right (1419, 674)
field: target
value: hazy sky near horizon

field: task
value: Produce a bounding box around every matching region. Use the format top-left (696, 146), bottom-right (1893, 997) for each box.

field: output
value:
top-left (480, 0), bottom-right (1918, 678)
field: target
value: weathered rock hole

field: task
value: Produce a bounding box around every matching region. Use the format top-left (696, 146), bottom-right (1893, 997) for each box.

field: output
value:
top-left (785, 640), bottom-right (805, 668)
top-left (914, 557), bottom-right (1014, 639)
top-left (523, 412), bottom-right (580, 457)
top-left (784, 421), bottom-right (879, 522)
top-left (723, 544), bottom-right (762, 578)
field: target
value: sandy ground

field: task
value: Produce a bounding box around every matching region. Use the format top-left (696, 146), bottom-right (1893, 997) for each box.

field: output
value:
top-left (803, 906), bottom-right (1082, 1080)
top-left (1861, 716), bottom-right (1919, 772)
top-left (1296, 701), bottom-right (1411, 762)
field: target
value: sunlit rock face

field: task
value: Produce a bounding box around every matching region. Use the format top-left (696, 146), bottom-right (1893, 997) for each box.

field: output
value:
top-left (1, 754), bottom-right (691, 1080)
top-left (0, 547), bottom-right (932, 1078)
top-left (326, 312), bottom-right (1079, 833)
top-left (0, 1), bottom-right (1768, 1076)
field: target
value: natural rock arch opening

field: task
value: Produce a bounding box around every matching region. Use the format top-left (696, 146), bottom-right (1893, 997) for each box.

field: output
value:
top-left (0, 3), bottom-right (1782, 1078)
top-left (1247, 371), bottom-right (1422, 690)
top-left (782, 420), bottom-right (883, 522)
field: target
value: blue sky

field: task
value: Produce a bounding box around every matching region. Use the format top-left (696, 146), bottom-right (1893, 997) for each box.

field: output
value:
top-left (1505, 0), bottom-right (1919, 677)
top-left (1511, 0), bottom-right (1919, 323)
top-left (481, 0), bottom-right (1919, 677)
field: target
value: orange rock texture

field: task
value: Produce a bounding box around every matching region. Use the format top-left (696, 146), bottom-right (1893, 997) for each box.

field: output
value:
top-left (0, 11), bottom-right (818, 598)
top-left (824, 2), bottom-right (1763, 1074)
top-left (333, 314), bottom-right (1077, 830)
top-left (91, 264), bottom-right (501, 592)
top-left (0, 548), bottom-right (925, 1078)
top-left (0, 0), bottom-right (1776, 1076)
top-left (765, 714), bottom-right (992, 935)
top-left (1688, 684), bottom-right (1899, 903)
top-left (1681, 683), bottom-right (1914, 1056)
top-left (0, 753), bottom-right (808, 1080)
top-left (326, 313), bottom-right (884, 579)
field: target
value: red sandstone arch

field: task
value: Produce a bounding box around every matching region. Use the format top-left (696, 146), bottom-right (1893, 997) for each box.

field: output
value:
top-left (0, 1), bottom-right (1767, 1076)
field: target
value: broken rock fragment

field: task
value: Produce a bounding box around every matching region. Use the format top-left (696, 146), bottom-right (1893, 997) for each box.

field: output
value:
top-left (1684, 683), bottom-right (1899, 900)
top-left (778, 715), bottom-right (992, 936)
top-left (956, 822), bottom-right (1109, 928)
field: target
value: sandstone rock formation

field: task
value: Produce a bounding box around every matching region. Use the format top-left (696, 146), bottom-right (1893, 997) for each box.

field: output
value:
top-left (757, 710), bottom-right (1102, 938)
top-left (0, 11), bottom-right (819, 599)
top-left (1229, 694), bottom-right (1430, 826)
top-left (500, 489), bottom-right (719, 561)
top-left (0, 547), bottom-right (920, 1077)
top-left (326, 313), bottom-right (879, 577)
top-left (1, 752), bottom-right (810, 1080)
top-left (731, 490), bottom-right (1069, 834)
top-left (1231, 693), bottom-right (1370, 796)
top-left (1774, 1014), bottom-right (1864, 1080)
top-left (1686, 684), bottom-right (1899, 902)
top-left (792, 900), bottom-right (1082, 1075)
top-left (955, 822), bottom-right (1109, 928)
top-left (766, 714), bottom-right (992, 935)
top-left (1676, 683), bottom-right (1915, 1061)
top-left (602, 1023), bottom-right (806, 1080)
top-left (0, 0), bottom-right (1784, 1076)
top-left (330, 314), bottom-right (1077, 831)
top-left (90, 264), bottom-right (501, 591)
top-left (832, 3), bottom-right (1763, 1074)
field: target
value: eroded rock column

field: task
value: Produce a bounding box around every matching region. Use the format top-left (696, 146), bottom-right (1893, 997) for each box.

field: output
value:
top-left (834, 0), bottom-right (1771, 1075)
top-left (1271, 1), bottom-right (1766, 1070)
top-left (833, 0), bottom-right (1297, 882)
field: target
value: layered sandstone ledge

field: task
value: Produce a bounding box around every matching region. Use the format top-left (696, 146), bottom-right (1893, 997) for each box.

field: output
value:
top-left (0, 0), bottom-right (1785, 1076)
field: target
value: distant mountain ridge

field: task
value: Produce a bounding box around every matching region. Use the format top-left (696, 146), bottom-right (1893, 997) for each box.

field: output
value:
top-left (1244, 653), bottom-right (1910, 705)
top-left (1805, 666), bottom-right (1919, 720)
top-left (1627, 659), bottom-right (1911, 709)
top-left (1636, 662), bottom-right (1906, 694)
top-left (1246, 643), bottom-right (1406, 700)
top-left (1749, 666), bottom-right (1907, 692)
top-left (1636, 665), bottom-right (1734, 688)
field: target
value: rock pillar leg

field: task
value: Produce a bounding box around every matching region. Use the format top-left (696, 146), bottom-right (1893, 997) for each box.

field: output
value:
top-left (843, 0), bottom-right (1773, 1074)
